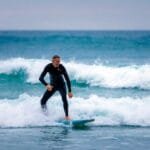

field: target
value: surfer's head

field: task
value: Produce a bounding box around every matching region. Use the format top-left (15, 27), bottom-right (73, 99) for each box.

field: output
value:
top-left (52, 55), bottom-right (61, 68)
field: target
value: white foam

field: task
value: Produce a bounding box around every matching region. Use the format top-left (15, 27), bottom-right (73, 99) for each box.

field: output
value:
top-left (0, 93), bottom-right (150, 127)
top-left (0, 58), bottom-right (150, 89)
top-left (0, 93), bottom-right (61, 127)
top-left (66, 61), bottom-right (150, 89)
top-left (0, 58), bottom-right (49, 83)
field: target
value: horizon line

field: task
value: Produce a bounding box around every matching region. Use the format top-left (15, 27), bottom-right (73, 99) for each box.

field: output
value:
top-left (0, 29), bottom-right (150, 32)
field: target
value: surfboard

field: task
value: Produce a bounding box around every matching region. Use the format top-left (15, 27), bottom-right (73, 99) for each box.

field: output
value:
top-left (58, 118), bottom-right (95, 127)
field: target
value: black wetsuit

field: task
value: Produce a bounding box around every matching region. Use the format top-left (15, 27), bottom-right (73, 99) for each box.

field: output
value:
top-left (39, 63), bottom-right (71, 117)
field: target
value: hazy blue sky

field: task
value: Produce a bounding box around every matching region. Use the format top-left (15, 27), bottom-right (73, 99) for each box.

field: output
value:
top-left (0, 0), bottom-right (150, 30)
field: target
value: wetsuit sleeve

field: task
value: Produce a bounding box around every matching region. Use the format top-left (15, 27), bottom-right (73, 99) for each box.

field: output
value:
top-left (39, 65), bottom-right (49, 86)
top-left (62, 65), bottom-right (72, 92)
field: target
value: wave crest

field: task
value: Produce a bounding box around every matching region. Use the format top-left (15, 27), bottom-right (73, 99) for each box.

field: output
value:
top-left (0, 93), bottom-right (150, 127)
top-left (0, 58), bottom-right (150, 89)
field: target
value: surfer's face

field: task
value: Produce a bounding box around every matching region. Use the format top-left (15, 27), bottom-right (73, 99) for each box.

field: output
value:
top-left (52, 58), bottom-right (60, 68)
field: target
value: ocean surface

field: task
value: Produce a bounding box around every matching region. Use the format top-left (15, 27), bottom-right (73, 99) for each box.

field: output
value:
top-left (0, 30), bottom-right (150, 150)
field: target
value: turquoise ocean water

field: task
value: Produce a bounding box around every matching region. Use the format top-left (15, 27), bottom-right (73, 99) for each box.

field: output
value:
top-left (0, 31), bottom-right (150, 149)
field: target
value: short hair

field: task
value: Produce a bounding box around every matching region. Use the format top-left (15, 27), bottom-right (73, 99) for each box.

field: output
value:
top-left (52, 55), bottom-right (60, 59)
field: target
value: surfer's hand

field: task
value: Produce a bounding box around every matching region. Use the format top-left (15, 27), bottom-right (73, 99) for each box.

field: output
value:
top-left (68, 92), bottom-right (73, 98)
top-left (46, 84), bottom-right (53, 91)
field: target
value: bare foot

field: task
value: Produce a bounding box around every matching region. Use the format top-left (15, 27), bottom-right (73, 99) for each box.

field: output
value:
top-left (65, 116), bottom-right (71, 120)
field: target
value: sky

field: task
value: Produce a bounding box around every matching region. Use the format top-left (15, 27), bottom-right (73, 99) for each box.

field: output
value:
top-left (0, 0), bottom-right (150, 30)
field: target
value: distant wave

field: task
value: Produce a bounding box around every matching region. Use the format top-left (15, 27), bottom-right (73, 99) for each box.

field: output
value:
top-left (0, 93), bottom-right (149, 127)
top-left (1, 31), bottom-right (149, 46)
top-left (0, 58), bottom-right (150, 90)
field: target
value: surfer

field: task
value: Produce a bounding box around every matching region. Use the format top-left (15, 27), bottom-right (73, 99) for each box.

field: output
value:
top-left (39, 55), bottom-right (73, 120)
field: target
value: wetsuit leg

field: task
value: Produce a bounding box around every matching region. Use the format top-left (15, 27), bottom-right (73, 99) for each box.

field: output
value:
top-left (40, 89), bottom-right (56, 110)
top-left (58, 85), bottom-right (69, 117)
